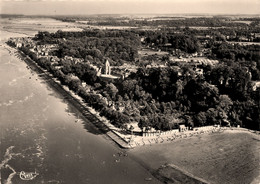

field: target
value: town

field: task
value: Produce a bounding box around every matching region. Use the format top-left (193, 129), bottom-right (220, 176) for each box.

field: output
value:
top-left (1, 0), bottom-right (260, 182)
top-left (7, 15), bottom-right (260, 149)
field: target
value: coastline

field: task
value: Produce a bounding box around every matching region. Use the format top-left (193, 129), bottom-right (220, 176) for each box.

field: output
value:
top-left (4, 42), bottom-right (260, 184)
top-left (0, 41), bottom-right (163, 184)
top-left (11, 44), bottom-right (132, 149)
top-left (7, 44), bottom-right (214, 184)
top-left (5, 42), bottom-right (260, 150)
top-left (3, 42), bottom-right (260, 146)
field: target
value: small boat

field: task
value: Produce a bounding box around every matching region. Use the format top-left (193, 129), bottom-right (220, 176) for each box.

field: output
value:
top-left (19, 171), bottom-right (39, 180)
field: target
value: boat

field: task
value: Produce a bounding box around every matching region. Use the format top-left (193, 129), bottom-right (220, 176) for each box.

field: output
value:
top-left (19, 171), bottom-right (39, 180)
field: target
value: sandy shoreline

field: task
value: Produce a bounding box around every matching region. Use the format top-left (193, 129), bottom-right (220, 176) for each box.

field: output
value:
top-left (5, 41), bottom-right (260, 184)
top-left (5, 43), bottom-right (213, 183)
top-left (3, 43), bottom-right (132, 149)
top-left (130, 130), bottom-right (260, 184)
top-left (0, 42), bottom-right (162, 184)
top-left (5, 42), bottom-right (260, 149)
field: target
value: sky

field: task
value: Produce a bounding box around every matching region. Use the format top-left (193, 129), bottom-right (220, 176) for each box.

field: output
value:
top-left (0, 0), bottom-right (259, 15)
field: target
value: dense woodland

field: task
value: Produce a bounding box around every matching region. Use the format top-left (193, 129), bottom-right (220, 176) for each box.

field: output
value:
top-left (11, 27), bottom-right (260, 131)
top-left (35, 30), bottom-right (140, 66)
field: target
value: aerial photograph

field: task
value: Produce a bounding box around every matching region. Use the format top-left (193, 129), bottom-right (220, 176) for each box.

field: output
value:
top-left (0, 0), bottom-right (259, 183)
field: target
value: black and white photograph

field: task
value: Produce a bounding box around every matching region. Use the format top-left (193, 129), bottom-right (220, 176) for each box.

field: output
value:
top-left (0, 0), bottom-right (259, 183)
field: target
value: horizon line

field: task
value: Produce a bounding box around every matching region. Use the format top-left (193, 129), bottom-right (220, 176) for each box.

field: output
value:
top-left (1, 13), bottom-right (260, 16)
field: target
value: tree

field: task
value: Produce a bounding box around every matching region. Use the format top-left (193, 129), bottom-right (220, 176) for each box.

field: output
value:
top-left (206, 108), bottom-right (220, 125)
top-left (218, 95), bottom-right (233, 112)
top-left (184, 80), bottom-right (219, 112)
top-left (138, 117), bottom-right (149, 131)
top-left (129, 125), bottom-right (134, 135)
top-left (106, 83), bottom-right (118, 100)
top-left (195, 112), bottom-right (207, 126)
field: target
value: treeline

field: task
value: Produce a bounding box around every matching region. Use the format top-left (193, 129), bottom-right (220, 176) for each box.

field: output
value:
top-left (15, 45), bottom-right (132, 128)
top-left (34, 30), bottom-right (140, 65)
top-left (211, 43), bottom-right (260, 80)
top-left (33, 29), bottom-right (200, 65)
top-left (0, 14), bottom-right (24, 18)
top-left (14, 28), bottom-right (260, 131)
top-left (12, 42), bottom-right (260, 131)
top-left (140, 31), bottom-right (201, 53)
top-left (55, 37), bottom-right (139, 65)
top-left (212, 43), bottom-right (260, 62)
top-left (113, 65), bottom-right (259, 130)
top-left (88, 17), bottom-right (248, 28)
top-left (34, 30), bottom-right (140, 43)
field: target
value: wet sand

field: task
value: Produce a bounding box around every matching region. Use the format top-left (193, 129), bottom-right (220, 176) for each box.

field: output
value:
top-left (130, 131), bottom-right (260, 184)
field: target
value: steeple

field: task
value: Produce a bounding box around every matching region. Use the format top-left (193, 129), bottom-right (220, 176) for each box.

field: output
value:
top-left (105, 59), bottom-right (111, 75)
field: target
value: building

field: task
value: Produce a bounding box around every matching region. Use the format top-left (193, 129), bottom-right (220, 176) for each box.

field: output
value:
top-left (179, 124), bottom-right (187, 132)
top-left (105, 60), bottom-right (111, 75)
top-left (252, 81), bottom-right (260, 91)
top-left (99, 60), bottom-right (120, 80)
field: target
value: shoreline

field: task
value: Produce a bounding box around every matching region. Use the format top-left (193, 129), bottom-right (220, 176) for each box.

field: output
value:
top-left (5, 42), bottom-right (260, 150)
top-left (130, 129), bottom-right (260, 184)
top-left (3, 42), bottom-right (259, 150)
top-left (7, 44), bottom-right (132, 149)
top-left (4, 42), bottom-right (260, 184)
top-left (8, 44), bottom-right (213, 184)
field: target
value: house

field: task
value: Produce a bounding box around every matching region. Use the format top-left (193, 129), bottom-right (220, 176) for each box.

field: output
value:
top-left (252, 81), bottom-right (260, 91)
top-left (16, 42), bottom-right (22, 48)
top-left (179, 124), bottom-right (187, 132)
top-left (82, 82), bottom-right (87, 88)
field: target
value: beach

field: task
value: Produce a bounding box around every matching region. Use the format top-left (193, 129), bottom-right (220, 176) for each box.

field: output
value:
top-left (0, 20), bottom-right (161, 184)
top-left (130, 130), bottom-right (260, 184)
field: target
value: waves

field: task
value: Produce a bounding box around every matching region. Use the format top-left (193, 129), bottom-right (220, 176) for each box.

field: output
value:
top-left (0, 93), bottom-right (34, 107)
top-left (0, 146), bottom-right (21, 184)
top-left (8, 73), bottom-right (31, 86)
top-left (7, 70), bottom-right (31, 87)
top-left (5, 164), bottom-right (17, 184)
top-left (8, 78), bottom-right (17, 86)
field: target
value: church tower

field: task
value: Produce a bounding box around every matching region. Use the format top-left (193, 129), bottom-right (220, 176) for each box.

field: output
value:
top-left (105, 60), bottom-right (111, 75)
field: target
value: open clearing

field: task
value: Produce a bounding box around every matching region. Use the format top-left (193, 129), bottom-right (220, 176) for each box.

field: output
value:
top-left (130, 130), bottom-right (260, 184)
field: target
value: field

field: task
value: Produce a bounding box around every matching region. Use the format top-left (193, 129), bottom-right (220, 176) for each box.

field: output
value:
top-left (130, 130), bottom-right (260, 184)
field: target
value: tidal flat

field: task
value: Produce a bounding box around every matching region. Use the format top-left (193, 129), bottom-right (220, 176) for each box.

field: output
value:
top-left (130, 130), bottom-right (260, 184)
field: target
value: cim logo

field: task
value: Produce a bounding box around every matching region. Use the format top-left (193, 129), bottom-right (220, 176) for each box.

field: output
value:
top-left (19, 171), bottom-right (39, 180)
